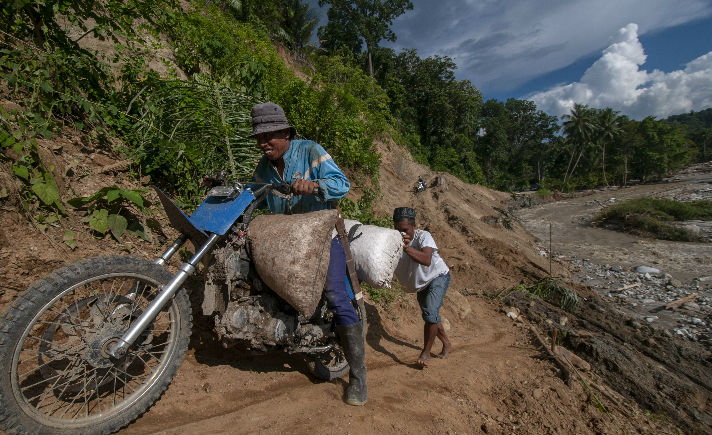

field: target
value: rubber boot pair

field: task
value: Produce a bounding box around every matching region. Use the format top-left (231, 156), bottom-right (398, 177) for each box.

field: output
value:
top-left (337, 322), bottom-right (367, 406)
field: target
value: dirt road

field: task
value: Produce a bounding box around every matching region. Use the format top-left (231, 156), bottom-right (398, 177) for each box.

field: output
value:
top-left (121, 153), bottom-right (710, 435)
top-left (120, 297), bottom-right (667, 435)
top-left (515, 163), bottom-right (712, 284)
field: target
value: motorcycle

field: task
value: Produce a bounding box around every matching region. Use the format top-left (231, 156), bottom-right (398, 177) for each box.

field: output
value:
top-left (414, 177), bottom-right (427, 194)
top-left (0, 178), bottom-right (366, 435)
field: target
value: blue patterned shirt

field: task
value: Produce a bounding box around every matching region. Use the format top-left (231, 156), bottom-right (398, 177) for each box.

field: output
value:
top-left (250, 139), bottom-right (350, 214)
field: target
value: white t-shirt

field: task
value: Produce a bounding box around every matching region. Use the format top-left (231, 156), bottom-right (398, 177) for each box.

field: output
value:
top-left (394, 229), bottom-right (450, 293)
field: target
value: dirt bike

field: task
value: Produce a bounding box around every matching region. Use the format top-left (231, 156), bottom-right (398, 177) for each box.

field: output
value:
top-left (414, 177), bottom-right (427, 194)
top-left (0, 179), bottom-right (366, 435)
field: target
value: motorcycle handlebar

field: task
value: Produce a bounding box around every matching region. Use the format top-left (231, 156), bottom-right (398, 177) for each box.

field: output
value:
top-left (251, 182), bottom-right (319, 197)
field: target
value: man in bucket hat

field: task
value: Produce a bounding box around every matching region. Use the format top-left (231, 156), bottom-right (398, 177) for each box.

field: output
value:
top-left (248, 102), bottom-right (367, 406)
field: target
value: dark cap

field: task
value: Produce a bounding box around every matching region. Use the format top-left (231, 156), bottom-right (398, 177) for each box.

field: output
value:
top-left (249, 102), bottom-right (296, 138)
top-left (393, 207), bottom-right (416, 221)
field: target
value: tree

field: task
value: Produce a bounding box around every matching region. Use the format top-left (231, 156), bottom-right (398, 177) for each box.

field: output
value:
top-left (695, 127), bottom-right (712, 162)
top-left (504, 99), bottom-right (559, 187)
top-left (594, 107), bottom-right (622, 186)
top-left (475, 100), bottom-right (511, 188)
top-left (317, 0), bottom-right (413, 77)
top-left (561, 104), bottom-right (596, 190)
top-left (631, 117), bottom-right (691, 182)
top-left (278, 0), bottom-right (319, 60)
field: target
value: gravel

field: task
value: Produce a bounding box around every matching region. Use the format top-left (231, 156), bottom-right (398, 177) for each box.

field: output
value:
top-left (558, 255), bottom-right (712, 344)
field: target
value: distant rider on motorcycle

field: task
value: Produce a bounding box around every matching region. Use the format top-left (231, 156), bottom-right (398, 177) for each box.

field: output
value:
top-left (248, 102), bottom-right (367, 406)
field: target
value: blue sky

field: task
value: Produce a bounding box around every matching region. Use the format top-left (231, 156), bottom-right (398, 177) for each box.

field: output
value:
top-left (308, 0), bottom-right (712, 119)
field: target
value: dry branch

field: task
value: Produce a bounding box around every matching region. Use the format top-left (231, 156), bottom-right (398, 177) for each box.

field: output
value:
top-left (665, 293), bottom-right (699, 310)
top-left (526, 321), bottom-right (571, 383)
top-left (614, 282), bottom-right (641, 292)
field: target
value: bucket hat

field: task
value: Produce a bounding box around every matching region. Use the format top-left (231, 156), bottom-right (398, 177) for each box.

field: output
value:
top-left (249, 102), bottom-right (296, 138)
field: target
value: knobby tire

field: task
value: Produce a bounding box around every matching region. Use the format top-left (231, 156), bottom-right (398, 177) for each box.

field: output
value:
top-left (0, 256), bottom-right (191, 435)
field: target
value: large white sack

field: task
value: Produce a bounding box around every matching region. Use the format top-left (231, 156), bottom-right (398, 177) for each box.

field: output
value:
top-left (337, 219), bottom-right (403, 288)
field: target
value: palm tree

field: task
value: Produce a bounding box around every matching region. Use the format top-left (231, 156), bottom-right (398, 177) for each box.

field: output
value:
top-left (279, 0), bottom-right (318, 60)
top-left (561, 104), bottom-right (596, 190)
top-left (595, 107), bottom-right (622, 186)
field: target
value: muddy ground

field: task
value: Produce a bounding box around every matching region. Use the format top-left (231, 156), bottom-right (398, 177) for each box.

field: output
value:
top-left (1, 130), bottom-right (711, 434)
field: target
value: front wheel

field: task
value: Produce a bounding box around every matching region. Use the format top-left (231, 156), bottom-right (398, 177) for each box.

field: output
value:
top-left (0, 256), bottom-right (191, 435)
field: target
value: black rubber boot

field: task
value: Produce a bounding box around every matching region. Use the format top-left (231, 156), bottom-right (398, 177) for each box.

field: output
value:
top-left (337, 322), bottom-right (368, 406)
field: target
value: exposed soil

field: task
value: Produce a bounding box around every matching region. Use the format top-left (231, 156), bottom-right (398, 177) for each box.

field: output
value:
top-left (515, 162), bottom-right (712, 284)
top-left (2, 128), bottom-right (711, 434)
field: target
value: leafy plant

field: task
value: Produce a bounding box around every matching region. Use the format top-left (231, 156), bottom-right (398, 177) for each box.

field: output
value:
top-left (536, 188), bottom-right (551, 198)
top-left (63, 230), bottom-right (78, 250)
top-left (68, 186), bottom-right (151, 241)
top-left (279, 54), bottom-right (386, 178)
top-left (124, 76), bottom-right (259, 206)
top-left (169, 4), bottom-right (289, 95)
top-left (0, 111), bottom-right (65, 215)
top-left (513, 278), bottom-right (580, 312)
top-left (338, 187), bottom-right (390, 227)
top-left (363, 281), bottom-right (404, 310)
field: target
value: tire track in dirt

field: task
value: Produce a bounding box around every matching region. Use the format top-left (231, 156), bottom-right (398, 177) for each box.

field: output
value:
top-left (121, 294), bottom-right (672, 435)
top-left (121, 299), bottom-right (518, 435)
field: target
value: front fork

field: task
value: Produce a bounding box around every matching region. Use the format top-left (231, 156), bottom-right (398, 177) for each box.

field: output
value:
top-left (108, 232), bottom-right (221, 359)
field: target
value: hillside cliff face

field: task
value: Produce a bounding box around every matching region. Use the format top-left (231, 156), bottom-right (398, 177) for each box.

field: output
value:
top-left (371, 138), bottom-right (562, 294)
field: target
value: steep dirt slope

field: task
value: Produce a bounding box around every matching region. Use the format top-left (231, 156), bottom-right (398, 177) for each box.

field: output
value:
top-left (370, 140), bottom-right (712, 434)
top-left (372, 139), bottom-right (566, 294)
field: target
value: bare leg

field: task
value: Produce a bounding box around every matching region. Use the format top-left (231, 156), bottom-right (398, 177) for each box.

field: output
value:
top-left (418, 322), bottom-right (439, 367)
top-left (436, 323), bottom-right (451, 358)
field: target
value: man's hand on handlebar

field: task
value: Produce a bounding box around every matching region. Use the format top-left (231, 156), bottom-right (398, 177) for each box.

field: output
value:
top-left (292, 179), bottom-right (319, 195)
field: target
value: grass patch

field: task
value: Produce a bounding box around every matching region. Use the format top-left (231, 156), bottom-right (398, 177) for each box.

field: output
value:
top-left (595, 198), bottom-right (712, 241)
top-left (510, 278), bottom-right (580, 312)
top-left (536, 188), bottom-right (552, 199)
top-left (363, 281), bottom-right (405, 310)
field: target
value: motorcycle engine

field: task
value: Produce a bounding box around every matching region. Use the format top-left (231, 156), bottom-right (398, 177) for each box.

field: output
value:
top-left (217, 293), bottom-right (298, 350)
top-left (204, 238), bottom-right (302, 350)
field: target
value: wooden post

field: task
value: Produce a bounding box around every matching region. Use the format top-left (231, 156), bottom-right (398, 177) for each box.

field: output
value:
top-left (549, 222), bottom-right (552, 276)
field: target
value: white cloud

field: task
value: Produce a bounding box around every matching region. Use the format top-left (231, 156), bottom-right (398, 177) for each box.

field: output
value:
top-left (384, 0), bottom-right (712, 94)
top-left (530, 23), bottom-right (712, 119)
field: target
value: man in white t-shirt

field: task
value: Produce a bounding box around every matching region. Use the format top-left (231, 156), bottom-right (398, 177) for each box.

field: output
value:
top-left (393, 207), bottom-right (452, 367)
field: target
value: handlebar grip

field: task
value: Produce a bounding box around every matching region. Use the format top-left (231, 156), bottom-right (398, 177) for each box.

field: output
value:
top-left (273, 182), bottom-right (292, 195)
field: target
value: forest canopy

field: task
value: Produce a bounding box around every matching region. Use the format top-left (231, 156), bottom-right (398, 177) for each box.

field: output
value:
top-left (1, 0), bottom-right (709, 220)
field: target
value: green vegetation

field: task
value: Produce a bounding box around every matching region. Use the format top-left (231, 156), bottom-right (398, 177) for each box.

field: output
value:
top-left (68, 187), bottom-right (153, 241)
top-left (1, 0), bottom-right (392, 224)
top-left (0, 110), bottom-right (65, 216)
top-left (363, 281), bottom-right (405, 310)
top-left (318, 0), bottom-right (413, 77)
top-left (536, 188), bottom-right (552, 199)
top-left (338, 187), bottom-right (391, 227)
top-left (665, 107), bottom-right (712, 162)
top-left (511, 278), bottom-right (580, 312)
top-left (1, 0), bottom-right (710, 237)
top-left (595, 198), bottom-right (712, 241)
